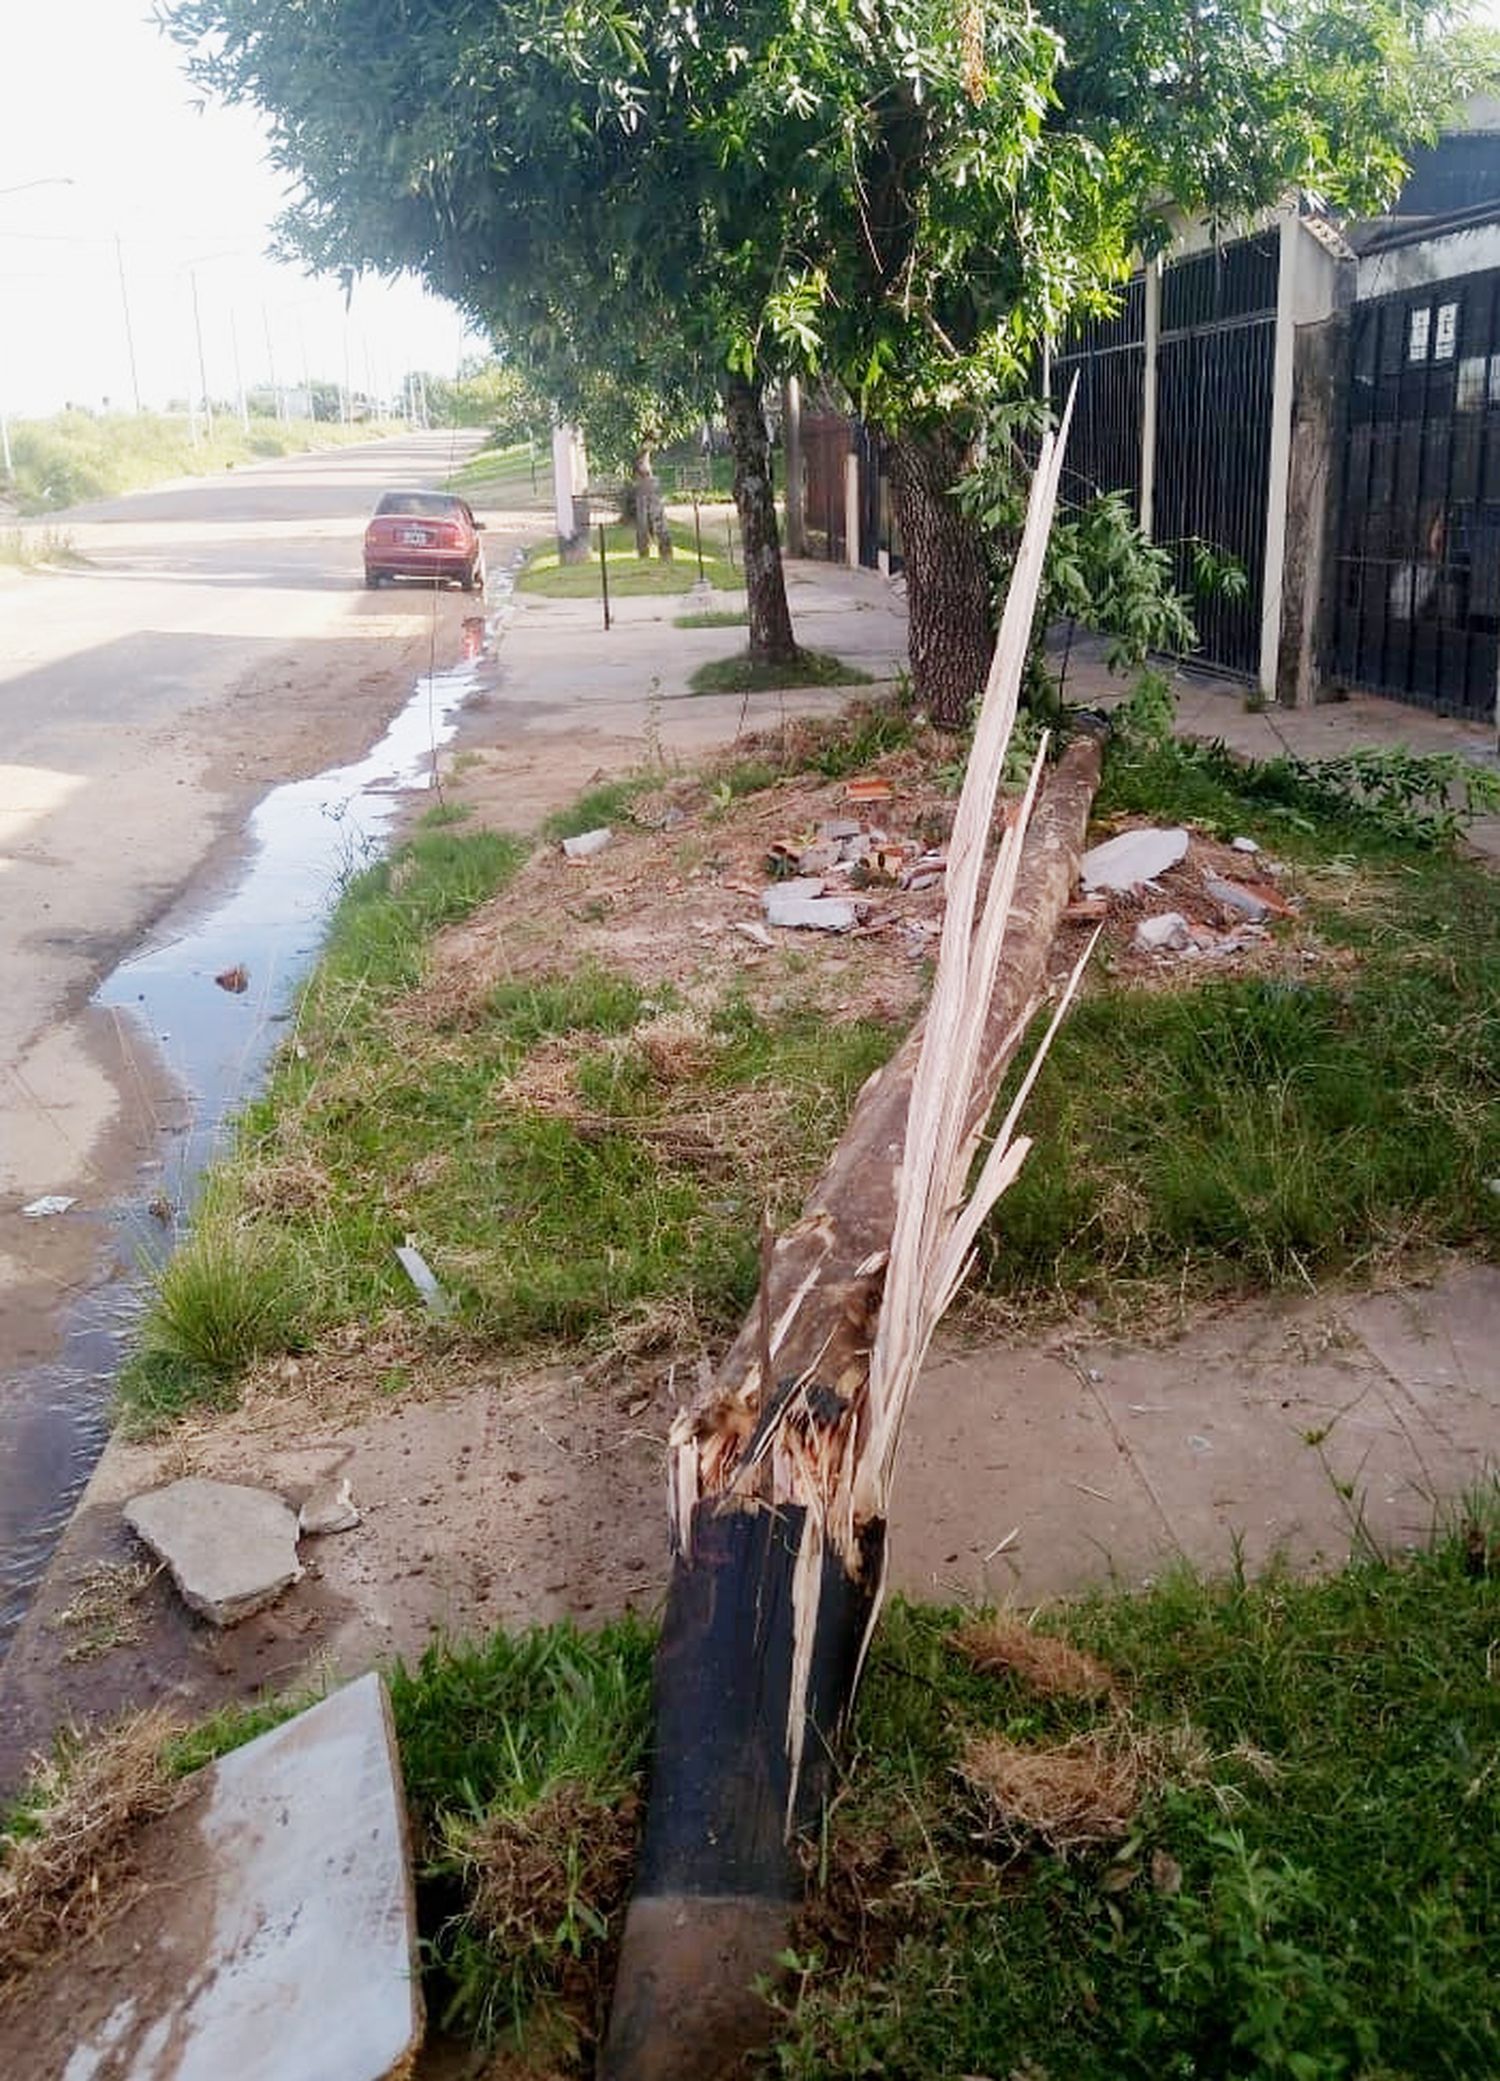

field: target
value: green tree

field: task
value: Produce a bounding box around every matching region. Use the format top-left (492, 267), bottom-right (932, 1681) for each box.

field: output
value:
top-left (165, 0), bottom-right (1487, 716)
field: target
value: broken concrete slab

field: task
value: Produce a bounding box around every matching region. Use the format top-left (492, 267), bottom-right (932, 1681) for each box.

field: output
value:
top-left (763, 894), bottom-right (859, 932)
top-left (761, 875), bottom-right (826, 906)
top-left (1080, 825), bottom-right (1189, 891)
top-left (6, 1673), bottom-right (422, 2081)
top-left (124, 1477), bottom-right (301, 1626)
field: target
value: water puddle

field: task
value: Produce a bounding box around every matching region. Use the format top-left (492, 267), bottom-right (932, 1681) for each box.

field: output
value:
top-left (0, 568), bottom-right (517, 1659)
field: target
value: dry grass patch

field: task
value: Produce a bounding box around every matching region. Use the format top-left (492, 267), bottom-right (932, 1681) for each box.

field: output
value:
top-left (454, 1780), bottom-right (639, 1961)
top-left (0, 1710), bottom-right (185, 2006)
top-left (959, 1724), bottom-right (1149, 1856)
top-left (949, 1614), bottom-right (1120, 1702)
top-left (48, 1561), bottom-right (160, 1664)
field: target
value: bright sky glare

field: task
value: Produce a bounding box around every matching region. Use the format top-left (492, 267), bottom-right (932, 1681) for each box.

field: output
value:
top-left (0, 4), bottom-right (477, 419)
top-left (6, 5), bottom-right (1500, 423)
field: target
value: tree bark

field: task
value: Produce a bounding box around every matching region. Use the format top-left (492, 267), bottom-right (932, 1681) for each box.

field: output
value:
top-left (724, 370), bottom-right (799, 665)
top-left (602, 731), bottom-right (1104, 2081)
top-left (889, 428), bottom-right (995, 728)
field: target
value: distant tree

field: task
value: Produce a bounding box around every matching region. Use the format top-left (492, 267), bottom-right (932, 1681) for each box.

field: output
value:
top-left (167, 0), bottom-right (1489, 717)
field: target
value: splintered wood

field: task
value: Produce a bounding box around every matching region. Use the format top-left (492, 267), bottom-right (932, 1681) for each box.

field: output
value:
top-left (667, 399), bottom-right (1100, 1606)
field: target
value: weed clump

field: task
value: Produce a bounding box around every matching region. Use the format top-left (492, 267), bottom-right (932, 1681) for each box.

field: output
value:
top-left (0, 1711), bottom-right (184, 2006)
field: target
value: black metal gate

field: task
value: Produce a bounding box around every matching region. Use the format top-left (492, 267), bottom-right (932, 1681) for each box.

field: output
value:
top-left (1154, 233), bottom-right (1279, 678)
top-left (1333, 267), bottom-right (1500, 722)
top-left (1052, 278), bottom-right (1146, 513)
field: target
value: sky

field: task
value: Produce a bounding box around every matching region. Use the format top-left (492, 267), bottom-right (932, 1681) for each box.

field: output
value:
top-left (0, 4), bottom-right (477, 419)
top-left (7, 5), bottom-right (1500, 424)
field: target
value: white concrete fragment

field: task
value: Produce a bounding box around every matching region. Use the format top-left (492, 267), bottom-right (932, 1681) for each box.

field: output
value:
top-left (59, 1675), bottom-right (423, 2081)
top-left (1080, 826), bottom-right (1189, 891)
top-left (761, 876), bottom-right (825, 907)
top-left (124, 1478), bottom-right (301, 1626)
top-left (21, 1194), bottom-right (76, 1218)
top-left (1133, 912), bottom-right (1192, 954)
top-left (1231, 835), bottom-right (1261, 854)
top-left (299, 1476), bottom-right (361, 1537)
top-left (562, 826), bottom-right (612, 859)
top-left (763, 895), bottom-right (858, 933)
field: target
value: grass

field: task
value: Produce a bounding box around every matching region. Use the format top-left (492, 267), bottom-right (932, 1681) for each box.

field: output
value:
top-left (687, 648), bottom-right (875, 697)
top-left (976, 730), bottom-right (1500, 1318)
top-left (119, 707), bottom-right (1500, 1422)
top-left (765, 1504), bottom-right (1500, 2078)
top-left (674, 607), bottom-right (750, 629)
top-left (389, 1618), bottom-right (654, 2055)
top-left (518, 520), bottom-right (743, 598)
top-left (3, 409), bottom-right (402, 514)
top-left (446, 438), bottom-right (554, 511)
top-left (0, 526), bottom-right (83, 570)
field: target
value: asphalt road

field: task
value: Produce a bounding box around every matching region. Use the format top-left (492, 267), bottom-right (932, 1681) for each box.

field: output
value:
top-left (0, 429), bottom-right (520, 1500)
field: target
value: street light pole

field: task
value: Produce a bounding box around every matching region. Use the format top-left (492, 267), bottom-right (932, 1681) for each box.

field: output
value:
top-left (114, 234), bottom-right (141, 414)
top-left (190, 269), bottom-right (213, 436)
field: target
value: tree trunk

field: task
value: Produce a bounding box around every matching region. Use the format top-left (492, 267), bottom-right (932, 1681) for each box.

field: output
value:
top-left (889, 428), bottom-right (994, 727)
top-left (724, 369), bottom-right (799, 665)
top-left (602, 731), bottom-right (1104, 2081)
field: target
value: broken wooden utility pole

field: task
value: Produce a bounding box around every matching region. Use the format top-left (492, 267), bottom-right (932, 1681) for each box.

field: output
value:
top-left (602, 405), bottom-right (1099, 2081)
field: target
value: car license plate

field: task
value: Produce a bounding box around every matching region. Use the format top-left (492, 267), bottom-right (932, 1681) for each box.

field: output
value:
top-left (401, 528), bottom-right (431, 545)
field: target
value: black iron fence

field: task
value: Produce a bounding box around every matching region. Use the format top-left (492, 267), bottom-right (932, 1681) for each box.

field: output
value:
top-left (1051, 276), bottom-right (1146, 513)
top-left (1333, 266), bottom-right (1500, 721)
top-left (1154, 233), bottom-right (1279, 679)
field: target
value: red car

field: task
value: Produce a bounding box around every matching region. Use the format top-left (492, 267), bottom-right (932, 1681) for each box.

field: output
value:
top-left (364, 491), bottom-right (485, 591)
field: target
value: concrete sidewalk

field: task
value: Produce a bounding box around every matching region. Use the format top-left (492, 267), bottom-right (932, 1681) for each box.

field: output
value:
top-left (894, 1262), bottom-right (1500, 1605)
top-left (481, 552), bottom-right (1499, 856)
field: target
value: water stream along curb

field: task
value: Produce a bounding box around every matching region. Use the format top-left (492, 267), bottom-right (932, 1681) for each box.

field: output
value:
top-left (0, 565), bottom-right (518, 1661)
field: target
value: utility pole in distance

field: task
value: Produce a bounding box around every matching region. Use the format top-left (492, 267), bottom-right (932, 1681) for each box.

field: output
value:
top-left (115, 235), bottom-right (142, 413)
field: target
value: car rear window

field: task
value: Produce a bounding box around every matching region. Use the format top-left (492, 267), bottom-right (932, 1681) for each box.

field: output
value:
top-left (374, 493), bottom-right (464, 518)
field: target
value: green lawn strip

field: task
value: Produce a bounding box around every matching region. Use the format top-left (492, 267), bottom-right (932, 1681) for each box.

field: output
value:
top-left (687, 649), bottom-right (875, 696)
top-left (446, 439), bottom-right (554, 510)
top-left (974, 731), bottom-right (1500, 1318)
top-left (769, 1517), bottom-right (1500, 2078)
top-left (118, 721), bottom-right (1499, 1424)
top-left (117, 787), bottom-right (902, 1425)
top-left (518, 520), bottom-right (743, 597)
top-left (673, 608), bottom-right (750, 630)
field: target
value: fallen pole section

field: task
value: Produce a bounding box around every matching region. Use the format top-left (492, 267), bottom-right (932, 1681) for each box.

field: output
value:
top-left (603, 727), bottom-right (1104, 2080)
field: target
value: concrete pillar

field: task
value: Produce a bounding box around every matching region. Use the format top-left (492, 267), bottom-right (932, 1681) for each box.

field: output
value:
top-left (552, 422), bottom-right (590, 563)
top-left (1259, 216), bottom-right (1300, 699)
top-left (844, 450), bottom-right (860, 569)
top-left (1276, 313), bottom-right (1345, 708)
